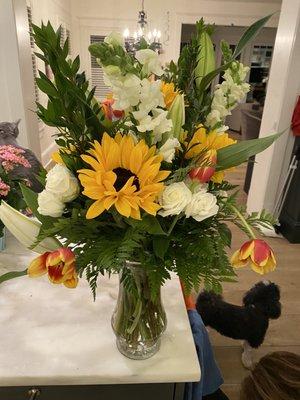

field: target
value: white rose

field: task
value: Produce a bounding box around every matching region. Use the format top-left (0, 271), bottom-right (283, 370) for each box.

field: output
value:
top-left (158, 138), bottom-right (180, 163)
top-left (135, 49), bottom-right (164, 76)
top-left (159, 182), bottom-right (192, 217)
top-left (46, 164), bottom-right (80, 202)
top-left (38, 190), bottom-right (65, 218)
top-left (185, 192), bottom-right (219, 222)
top-left (104, 32), bottom-right (124, 47)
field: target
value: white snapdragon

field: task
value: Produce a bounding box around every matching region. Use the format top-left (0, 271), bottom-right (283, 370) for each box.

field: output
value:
top-left (135, 49), bottom-right (164, 76)
top-left (38, 190), bottom-right (65, 218)
top-left (139, 79), bottom-right (164, 112)
top-left (205, 61), bottom-right (250, 131)
top-left (159, 182), bottom-right (192, 217)
top-left (45, 164), bottom-right (80, 202)
top-left (158, 138), bottom-right (180, 163)
top-left (104, 32), bottom-right (124, 48)
top-left (185, 192), bottom-right (219, 222)
top-left (132, 79), bottom-right (164, 121)
top-left (151, 109), bottom-right (173, 143)
top-left (109, 73), bottom-right (141, 110)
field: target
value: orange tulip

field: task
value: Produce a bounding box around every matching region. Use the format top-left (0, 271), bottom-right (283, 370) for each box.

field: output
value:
top-left (28, 248), bottom-right (78, 288)
top-left (231, 239), bottom-right (276, 275)
top-left (189, 149), bottom-right (217, 183)
top-left (102, 98), bottom-right (124, 121)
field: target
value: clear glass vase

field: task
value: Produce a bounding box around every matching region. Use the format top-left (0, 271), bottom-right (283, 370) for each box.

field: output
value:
top-left (111, 262), bottom-right (167, 360)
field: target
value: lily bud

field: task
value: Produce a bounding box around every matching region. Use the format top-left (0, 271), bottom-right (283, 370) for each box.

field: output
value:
top-left (167, 93), bottom-right (185, 139)
top-left (0, 201), bottom-right (60, 254)
top-left (195, 30), bottom-right (215, 89)
top-left (231, 239), bottom-right (276, 275)
top-left (189, 149), bottom-right (217, 183)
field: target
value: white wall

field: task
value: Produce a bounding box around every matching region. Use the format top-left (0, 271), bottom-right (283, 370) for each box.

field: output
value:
top-left (70, 0), bottom-right (280, 77)
top-left (0, 0), bottom-right (40, 157)
top-left (247, 0), bottom-right (300, 213)
top-left (29, 0), bottom-right (72, 166)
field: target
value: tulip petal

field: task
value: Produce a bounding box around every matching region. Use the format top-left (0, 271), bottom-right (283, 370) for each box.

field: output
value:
top-left (231, 249), bottom-right (248, 268)
top-left (47, 264), bottom-right (65, 284)
top-left (240, 240), bottom-right (255, 260)
top-left (251, 239), bottom-right (271, 266)
top-left (64, 275), bottom-right (79, 288)
top-left (28, 253), bottom-right (49, 277)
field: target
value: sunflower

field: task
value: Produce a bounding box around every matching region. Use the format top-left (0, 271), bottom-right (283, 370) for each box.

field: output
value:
top-left (185, 126), bottom-right (236, 183)
top-left (78, 133), bottom-right (170, 220)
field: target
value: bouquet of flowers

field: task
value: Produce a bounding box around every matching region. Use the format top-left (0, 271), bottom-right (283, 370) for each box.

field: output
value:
top-left (0, 16), bottom-right (279, 359)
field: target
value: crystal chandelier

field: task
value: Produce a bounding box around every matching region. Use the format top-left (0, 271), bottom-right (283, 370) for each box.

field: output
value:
top-left (123, 0), bottom-right (162, 54)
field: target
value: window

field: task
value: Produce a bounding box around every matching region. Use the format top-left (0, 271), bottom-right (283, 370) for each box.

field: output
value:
top-left (90, 35), bottom-right (110, 100)
top-left (26, 5), bottom-right (39, 103)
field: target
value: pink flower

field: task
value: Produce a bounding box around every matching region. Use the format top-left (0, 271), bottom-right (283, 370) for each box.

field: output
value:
top-left (0, 145), bottom-right (31, 172)
top-left (0, 178), bottom-right (10, 197)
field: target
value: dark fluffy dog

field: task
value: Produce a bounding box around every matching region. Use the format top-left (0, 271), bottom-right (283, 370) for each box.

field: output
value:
top-left (196, 281), bottom-right (281, 368)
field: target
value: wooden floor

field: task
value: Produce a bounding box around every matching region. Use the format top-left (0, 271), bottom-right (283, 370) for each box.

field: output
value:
top-left (210, 164), bottom-right (300, 400)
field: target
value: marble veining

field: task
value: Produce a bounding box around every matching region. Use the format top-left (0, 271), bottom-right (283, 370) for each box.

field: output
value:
top-left (0, 234), bottom-right (200, 386)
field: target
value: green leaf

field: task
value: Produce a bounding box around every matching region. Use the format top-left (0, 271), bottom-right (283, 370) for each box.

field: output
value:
top-left (36, 76), bottom-right (58, 97)
top-left (233, 14), bottom-right (274, 58)
top-left (153, 236), bottom-right (171, 259)
top-left (198, 60), bottom-right (232, 92)
top-left (216, 131), bottom-right (283, 171)
top-left (218, 223), bottom-right (232, 247)
top-left (127, 215), bottom-right (166, 235)
top-left (0, 269), bottom-right (27, 285)
top-left (20, 184), bottom-right (54, 228)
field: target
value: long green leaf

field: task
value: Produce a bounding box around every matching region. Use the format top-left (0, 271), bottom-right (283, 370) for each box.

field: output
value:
top-left (216, 131), bottom-right (283, 171)
top-left (0, 269), bottom-right (27, 285)
top-left (233, 14), bottom-right (273, 58)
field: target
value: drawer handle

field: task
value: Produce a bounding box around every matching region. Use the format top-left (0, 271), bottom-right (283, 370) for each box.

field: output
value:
top-left (28, 388), bottom-right (41, 400)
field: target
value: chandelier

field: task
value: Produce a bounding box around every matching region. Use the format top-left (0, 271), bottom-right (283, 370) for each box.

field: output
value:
top-left (123, 0), bottom-right (162, 54)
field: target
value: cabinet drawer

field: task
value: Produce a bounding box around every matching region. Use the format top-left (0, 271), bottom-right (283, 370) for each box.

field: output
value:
top-left (0, 383), bottom-right (185, 400)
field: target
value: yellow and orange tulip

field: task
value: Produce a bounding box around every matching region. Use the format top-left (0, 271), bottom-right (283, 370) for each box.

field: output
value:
top-left (189, 149), bottom-right (217, 183)
top-left (28, 248), bottom-right (78, 288)
top-left (102, 98), bottom-right (124, 121)
top-left (231, 239), bottom-right (276, 275)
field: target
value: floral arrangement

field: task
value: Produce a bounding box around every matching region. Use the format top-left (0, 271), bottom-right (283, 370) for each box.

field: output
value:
top-left (0, 145), bottom-right (32, 237)
top-left (0, 17), bottom-right (279, 297)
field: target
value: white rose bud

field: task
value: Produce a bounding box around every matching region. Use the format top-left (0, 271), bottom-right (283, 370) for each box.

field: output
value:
top-left (185, 192), bottom-right (219, 222)
top-left (38, 190), bottom-right (65, 218)
top-left (159, 182), bottom-right (192, 217)
top-left (46, 164), bottom-right (80, 203)
top-left (158, 138), bottom-right (180, 163)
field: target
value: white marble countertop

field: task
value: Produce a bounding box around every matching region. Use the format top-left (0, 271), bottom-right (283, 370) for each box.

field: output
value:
top-left (0, 234), bottom-right (200, 387)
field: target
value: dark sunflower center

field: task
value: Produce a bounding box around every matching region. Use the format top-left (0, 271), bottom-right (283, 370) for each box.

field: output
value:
top-left (113, 167), bottom-right (140, 191)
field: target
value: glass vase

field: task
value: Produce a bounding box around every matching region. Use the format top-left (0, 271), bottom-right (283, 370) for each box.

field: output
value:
top-left (111, 262), bottom-right (167, 360)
